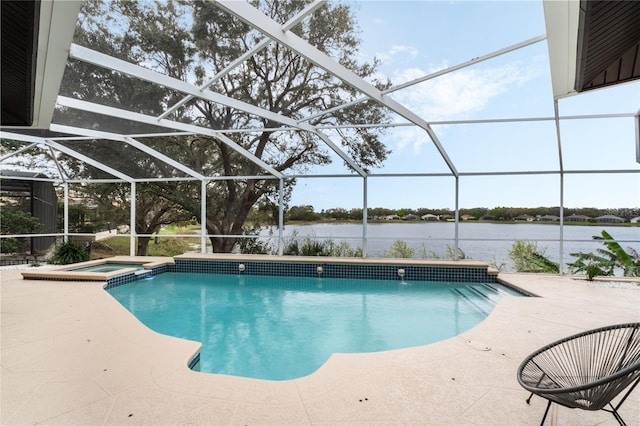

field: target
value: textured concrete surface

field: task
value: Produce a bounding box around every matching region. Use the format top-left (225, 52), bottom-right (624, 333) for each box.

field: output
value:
top-left (2, 269), bottom-right (639, 425)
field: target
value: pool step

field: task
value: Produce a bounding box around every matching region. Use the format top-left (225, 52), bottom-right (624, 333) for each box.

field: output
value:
top-left (451, 285), bottom-right (499, 316)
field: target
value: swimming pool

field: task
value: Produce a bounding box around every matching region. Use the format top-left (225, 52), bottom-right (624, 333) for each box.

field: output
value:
top-left (107, 271), bottom-right (524, 380)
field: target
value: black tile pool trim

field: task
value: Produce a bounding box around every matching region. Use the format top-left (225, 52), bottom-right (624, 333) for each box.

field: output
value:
top-left (37, 260), bottom-right (499, 289)
top-left (103, 265), bottom-right (166, 289)
top-left (170, 259), bottom-right (498, 283)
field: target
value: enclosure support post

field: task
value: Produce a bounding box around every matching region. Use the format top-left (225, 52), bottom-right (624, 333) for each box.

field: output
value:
top-left (362, 176), bottom-right (368, 258)
top-left (278, 178), bottom-right (284, 256)
top-left (454, 176), bottom-right (460, 260)
top-left (63, 182), bottom-right (69, 243)
top-left (201, 180), bottom-right (207, 254)
top-left (554, 100), bottom-right (565, 275)
top-left (559, 173), bottom-right (565, 274)
top-left (130, 181), bottom-right (136, 257)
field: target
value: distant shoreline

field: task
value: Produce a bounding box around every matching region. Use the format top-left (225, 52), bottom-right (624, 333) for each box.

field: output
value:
top-left (282, 219), bottom-right (638, 227)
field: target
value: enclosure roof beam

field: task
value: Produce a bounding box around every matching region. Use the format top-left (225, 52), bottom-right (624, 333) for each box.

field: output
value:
top-left (214, 0), bottom-right (459, 177)
top-left (50, 124), bottom-right (207, 180)
top-left (299, 35), bottom-right (546, 124)
top-left (0, 142), bottom-right (39, 162)
top-left (0, 130), bottom-right (134, 182)
top-left (68, 44), bottom-right (365, 177)
top-left (48, 146), bottom-right (69, 182)
top-left (43, 140), bottom-right (135, 183)
top-left (56, 96), bottom-right (284, 179)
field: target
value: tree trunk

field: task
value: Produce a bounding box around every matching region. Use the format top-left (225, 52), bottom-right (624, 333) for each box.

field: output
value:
top-left (137, 236), bottom-right (151, 256)
top-left (208, 233), bottom-right (239, 253)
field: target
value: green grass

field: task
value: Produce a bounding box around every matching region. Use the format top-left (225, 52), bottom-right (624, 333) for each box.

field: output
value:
top-left (158, 224), bottom-right (201, 235)
top-left (90, 236), bottom-right (198, 259)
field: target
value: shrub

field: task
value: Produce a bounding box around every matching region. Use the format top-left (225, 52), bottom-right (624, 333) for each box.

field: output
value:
top-left (509, 240), bottom-right (559, 273)
top-left (282, 232), bottom-right (361, 257)
top-left (284, 237), bottom-right (328, 256)
top-left (324, 240), bottom-right (363, 257)
top-left (236, 226), bottom-right (272, 255)
top-left (52, 241), bottom-right (90, 265)
top-left (567, 230), bottom-right (640, 280)
top-left (383, 240), bottom-right (414, 258)
top-left (446, 245), bottom-right (467, 260)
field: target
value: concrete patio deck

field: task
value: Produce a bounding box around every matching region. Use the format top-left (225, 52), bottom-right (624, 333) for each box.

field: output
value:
top-left (1, 269), bottom-right (639, 425)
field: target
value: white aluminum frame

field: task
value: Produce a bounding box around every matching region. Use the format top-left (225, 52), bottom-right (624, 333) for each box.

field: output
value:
top-left (1, 0), bottom-right (638, 270)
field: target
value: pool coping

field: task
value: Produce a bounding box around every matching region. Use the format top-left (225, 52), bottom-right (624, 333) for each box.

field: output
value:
top-left (19, 256), bottom-right (175, 281)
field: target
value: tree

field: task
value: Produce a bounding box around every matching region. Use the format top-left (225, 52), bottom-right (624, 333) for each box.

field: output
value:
top-left (286, 205), bottom-right (320, 222)
top-left (62, 0), bottom-right (391, 253)
top-left (326, 207), bottom-right (349, 220)
top-left (134, 185), bottom-right (193, 255)
top-left (0, 207), bottom-right (43, 253)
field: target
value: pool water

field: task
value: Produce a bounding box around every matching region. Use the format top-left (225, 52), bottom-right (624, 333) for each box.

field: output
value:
top-left (107, 272), bottom-right (522, 380)
top-left (70, 263), bottom-right (145, 272)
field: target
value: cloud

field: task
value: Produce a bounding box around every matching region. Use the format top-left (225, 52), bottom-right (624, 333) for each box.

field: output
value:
top-left (387, 61), bottom-right (543, 153)
top-left (376, 44), bottom-right (419, 65)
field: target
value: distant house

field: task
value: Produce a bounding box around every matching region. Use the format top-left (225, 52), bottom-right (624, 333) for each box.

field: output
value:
top-left (384, 215), bottom-right (400, 220)
top-left (403, 214), bottom-right (419, 220)
top-left (539, 215), bottom-right (560, 222)
top-left (566, 214), bottom-right (590, 222)
top-left (461, 214), bottom-right (476, 221)
top-left (514, 214), bottom-right (535, 222)
top-left (440, 214), bottom-right (454, 221)
top-left (421, 214), bottom-right (439, 221)
top-left (596, 215), bottom-right (625, 223)
top-left (631, 217), bottom-right (640, 224)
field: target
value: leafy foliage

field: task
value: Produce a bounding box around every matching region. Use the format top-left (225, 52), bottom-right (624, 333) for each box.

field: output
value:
top-left (0, 208), bottom-right (43, 253)
top-left (417, 244), bottom-right (467, 260)
top-left (52, 241), bottom-right (90, 265)
top-left (283, 236), bottom-right (329, 256)
top-left (383, 240), bottom-right (415, 258)
top-left (236, 226), bottom-right (273, 255)
top-left (567, 230), bottom-right (640, 280)
top-left (282, 231), bottom-right (361, 257)
top-left (509, 240), bottom-right (559, 273)
top-left (446, 245), bottom-right (468, 260)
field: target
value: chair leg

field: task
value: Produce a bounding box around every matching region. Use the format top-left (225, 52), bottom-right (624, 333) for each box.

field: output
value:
top-left (613, 376), bottom-right (640, 412)
top-left (608, 403), bottom-right (626, 426)
top-left (539, 400), bottom-right (552, 426)
top-left (605, 376), bottom-right (640, 426)
top-left (526, 392), bottom-right (534, 404)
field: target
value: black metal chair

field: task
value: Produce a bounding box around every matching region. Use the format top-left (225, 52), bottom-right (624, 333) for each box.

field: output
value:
top-left (517, 322), bottom-right (640, 426)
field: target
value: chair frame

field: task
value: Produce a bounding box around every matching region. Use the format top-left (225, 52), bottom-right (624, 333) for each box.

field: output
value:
top-left (517, 322), bottom-right (640, 426)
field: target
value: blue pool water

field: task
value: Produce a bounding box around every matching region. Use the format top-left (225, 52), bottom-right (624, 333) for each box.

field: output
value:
top-left (107, 272), bottom-right (521, 380)
top-left (71, 262), bottom-right (145, 272)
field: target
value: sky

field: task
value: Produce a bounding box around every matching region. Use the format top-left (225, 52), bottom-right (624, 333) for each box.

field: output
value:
top-left (288, 1), bottom-right (640, 211)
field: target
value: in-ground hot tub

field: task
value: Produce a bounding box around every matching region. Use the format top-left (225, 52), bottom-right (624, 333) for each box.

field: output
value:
top-left (21, 256), bottom-right (174, 281)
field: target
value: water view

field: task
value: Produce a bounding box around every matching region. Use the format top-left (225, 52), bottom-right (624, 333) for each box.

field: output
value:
top-left (262, 223), bottom-right (639, 271)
